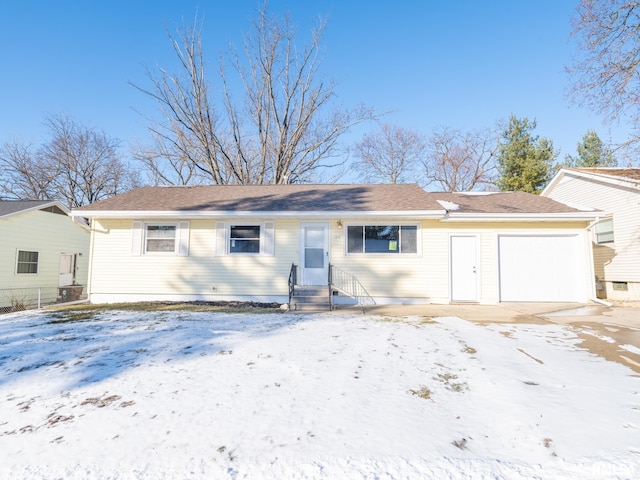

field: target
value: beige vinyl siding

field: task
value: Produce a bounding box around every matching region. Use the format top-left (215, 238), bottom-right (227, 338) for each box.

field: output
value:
top-left (423, 221), bottom-right (592, 304)
top-left (546, 175), bottom-right (640, 283)
top-left (0, 209), bottom-right (89, 292)
top-left (330, 219), bottom-right (591, 304)
top-left (89, 219), bottom-right (297, 298)
top-left (88, 217), bottom-right (592, 304)
top-left (329, 219), bottom-right (434, 301)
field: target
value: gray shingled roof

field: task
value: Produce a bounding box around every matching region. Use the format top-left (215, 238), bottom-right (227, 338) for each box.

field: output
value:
top-left (568, 167), bottom-right (640, 184)
top-left (74, 184), bottom-right (441, 212)
top-left (0, 200), bottom-right (63, 218)
top-left (431, 191), bottom-right (586, 214)
top-left (74, 184), bottom-right (591, 216)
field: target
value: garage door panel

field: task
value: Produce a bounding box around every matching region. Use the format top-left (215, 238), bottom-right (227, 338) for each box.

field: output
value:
top-left (499, 235), bottom-right (584, 302)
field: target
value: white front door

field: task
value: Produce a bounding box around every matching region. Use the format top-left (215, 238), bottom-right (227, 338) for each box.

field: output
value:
top-left (300, 223), bottom-right (329, 286)
top-left (450, 235), bottom-right (478, 302)
top-left (59, 254), bottom-right (74, 287)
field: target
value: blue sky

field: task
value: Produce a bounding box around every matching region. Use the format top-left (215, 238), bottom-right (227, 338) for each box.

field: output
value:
top-left (0, 1), bottom-right (630, 175)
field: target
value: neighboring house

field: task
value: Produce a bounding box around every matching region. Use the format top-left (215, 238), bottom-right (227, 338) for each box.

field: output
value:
top-left (73, 184), bottom-right (601, 307)
top-left (542, 167), bottom-right (640, 301)
top-left (0, 200), bottom-right (90, 310)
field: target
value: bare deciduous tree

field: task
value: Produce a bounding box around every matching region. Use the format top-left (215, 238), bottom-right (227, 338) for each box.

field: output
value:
top-left (425, 127), bottom-right (498, 192)
top-left (354, 124), bottom-right (426, 184)
top-left (0, 115), bottom-right (138, 208)
top-left (132, 140), bottom-right (206, 186)
top-left (0, 140), bottom-right (57, 200)
top-left (133, 7), bottom-right (375, 185)
top-left (568, 0), bottom-right (640, 144)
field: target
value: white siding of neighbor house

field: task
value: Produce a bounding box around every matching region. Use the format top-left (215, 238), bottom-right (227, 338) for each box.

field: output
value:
top-left (0, 209), bottom-right (90, 301)
top-left (88, 217), bottom-right (592, 305)
top-left (543, 174), bottom-right (640, 300)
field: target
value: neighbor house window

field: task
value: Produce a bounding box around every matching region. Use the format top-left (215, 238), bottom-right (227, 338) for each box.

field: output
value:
top-left (595, 218), bottom-right (614, 244)
top-left (145, 224), bottom-right (177, 253)
top-left (229, 225), bottom-right (261, 254)
top-left (16, 250), bottom-right (39, 274)
top-left (347, 225), bottom-right (418, 254)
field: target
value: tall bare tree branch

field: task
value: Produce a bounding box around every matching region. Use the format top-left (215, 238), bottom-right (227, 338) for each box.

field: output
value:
top-left (568, 0), bottom-right (640, 145)
top-left (425, 127), bottom-right (499, 192)
top-left (0, 114), bottom-right (138, 208)
top-left (355, 124), bottom-right (426, 184)
top-left (133, 6), bottom-right (376, 185)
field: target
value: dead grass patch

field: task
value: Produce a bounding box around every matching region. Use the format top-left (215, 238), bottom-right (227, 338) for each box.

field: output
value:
top-left (47, 301), bottom-right (283, 322)
top-left (516, 348), bottom-right (544, 365)
top-left (81, 394), bottom-right (122, 408)
top-left (408, 386), bottom-right (432, 400)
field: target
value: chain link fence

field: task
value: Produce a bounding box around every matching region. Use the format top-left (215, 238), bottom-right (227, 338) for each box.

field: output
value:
top-left (0, 286), bottom-right (86, 315)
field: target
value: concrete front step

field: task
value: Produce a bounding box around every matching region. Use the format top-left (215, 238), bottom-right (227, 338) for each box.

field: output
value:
top-left (293, 286), bottom-right (328, 296)
top-left (290, 302), bottom-right (331, 312)
top-left (290, 286), bottom-right (331, 311)
top-left (290, 291), bottom-right (331, 311)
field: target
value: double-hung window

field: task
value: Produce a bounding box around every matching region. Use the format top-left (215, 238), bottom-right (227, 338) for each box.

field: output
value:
top-left (216, 222), bottom-right (275, 256)
top-left (16, 250), bottom-right (39, 274)
top-left (131, 221), bottom-right (189, 256)
top-left (347, 225), bottom-right (418, 254)
top-left (594, 218), bottom-right (614, 244)
top-left (230, 225), bottom-right (261, 254)
top-left (145, 224), bottom-right (177, 253)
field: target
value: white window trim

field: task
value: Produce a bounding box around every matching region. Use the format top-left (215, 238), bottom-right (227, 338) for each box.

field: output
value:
top-left (594, 218), bottom-right (614, 245)
top-left (132, 221), bottom-right (189, 256)
top-left (16, 249), bottom-right (39, 275)
top-left (144, 222), bottom-right (179, 254)
top-left (229, 223), bottom-right (262, 256)
top-left (344, 223), bottom-right (421, 256)
top-left (216, 221), bottom-right (275, 256)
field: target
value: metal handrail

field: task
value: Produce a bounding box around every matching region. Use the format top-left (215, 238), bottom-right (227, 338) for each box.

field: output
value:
top-left (329, 264), bottom-right (376, 307)
top-left (288, 263), bottom-right (297, 306)
top-left (328, 262), bottom-right (333, 310)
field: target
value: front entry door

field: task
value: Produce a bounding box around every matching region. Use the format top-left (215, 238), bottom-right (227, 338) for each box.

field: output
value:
top-left (59, 254), bottom-right (74, 287)
top-left (450, 236), bottom-right (478, 302)
top-left (300, 223), bottom-right (329, 286)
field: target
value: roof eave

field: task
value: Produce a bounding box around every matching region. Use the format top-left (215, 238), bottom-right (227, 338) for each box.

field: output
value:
top-left (72, 209), bottom-right (447, 219)
top-left (0, 200), bottom-right (70, 220)
top-left (543, 168), bottom-right (640, 195)
top-left (440, 212), bottom-right (602, 222)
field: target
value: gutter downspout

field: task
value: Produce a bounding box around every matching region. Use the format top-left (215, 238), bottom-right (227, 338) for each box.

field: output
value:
top-left (86, 218), bottom-right (96, 304)
top-left (585, 216), bottom-right (608, 305)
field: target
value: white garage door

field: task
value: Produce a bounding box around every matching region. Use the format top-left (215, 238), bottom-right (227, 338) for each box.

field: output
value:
top-left (498, 235), bottom-right (586, 302)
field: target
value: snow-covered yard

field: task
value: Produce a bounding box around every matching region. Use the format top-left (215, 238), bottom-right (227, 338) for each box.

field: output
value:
top-left (0, 308), bottom-right (638, 479)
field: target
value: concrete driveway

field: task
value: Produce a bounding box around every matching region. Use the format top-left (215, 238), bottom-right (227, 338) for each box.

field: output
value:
top-left (337, 302), bottom-right (640, 374)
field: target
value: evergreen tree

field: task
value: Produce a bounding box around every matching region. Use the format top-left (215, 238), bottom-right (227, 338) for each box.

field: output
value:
top-left (496, 116), bottom-right (556, 194)
top-left (564, 130), bottom-right (617, 167)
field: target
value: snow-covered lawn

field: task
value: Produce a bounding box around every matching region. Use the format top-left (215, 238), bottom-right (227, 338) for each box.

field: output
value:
top-left (0, 309), bottom-right (638, 479)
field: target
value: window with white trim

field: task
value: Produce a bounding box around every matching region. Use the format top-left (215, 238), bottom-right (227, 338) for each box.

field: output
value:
top-left (16, 250), bottom-right (39, 274)
top-left (131, 221), bottom-right (189, 256)
top-left (230, 225), bottom-right (261, 253)
top-left (216, 222), bottom-right (275, 256)
top-left (145, 224), bottom-right (177, 253)
top-left (347, 225), bottom-right (418, 254)
top-left (594, 218), bottom-right (614, 244)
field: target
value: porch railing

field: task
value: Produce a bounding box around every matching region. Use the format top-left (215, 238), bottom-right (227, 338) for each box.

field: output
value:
top-left (288, 263), bottom-right (297, 306)
top-left (329, 264), bottom-right (376, 307)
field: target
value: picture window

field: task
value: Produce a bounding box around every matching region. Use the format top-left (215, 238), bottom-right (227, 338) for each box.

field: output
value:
top-left (347, 225), bottom-right (417, 254)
